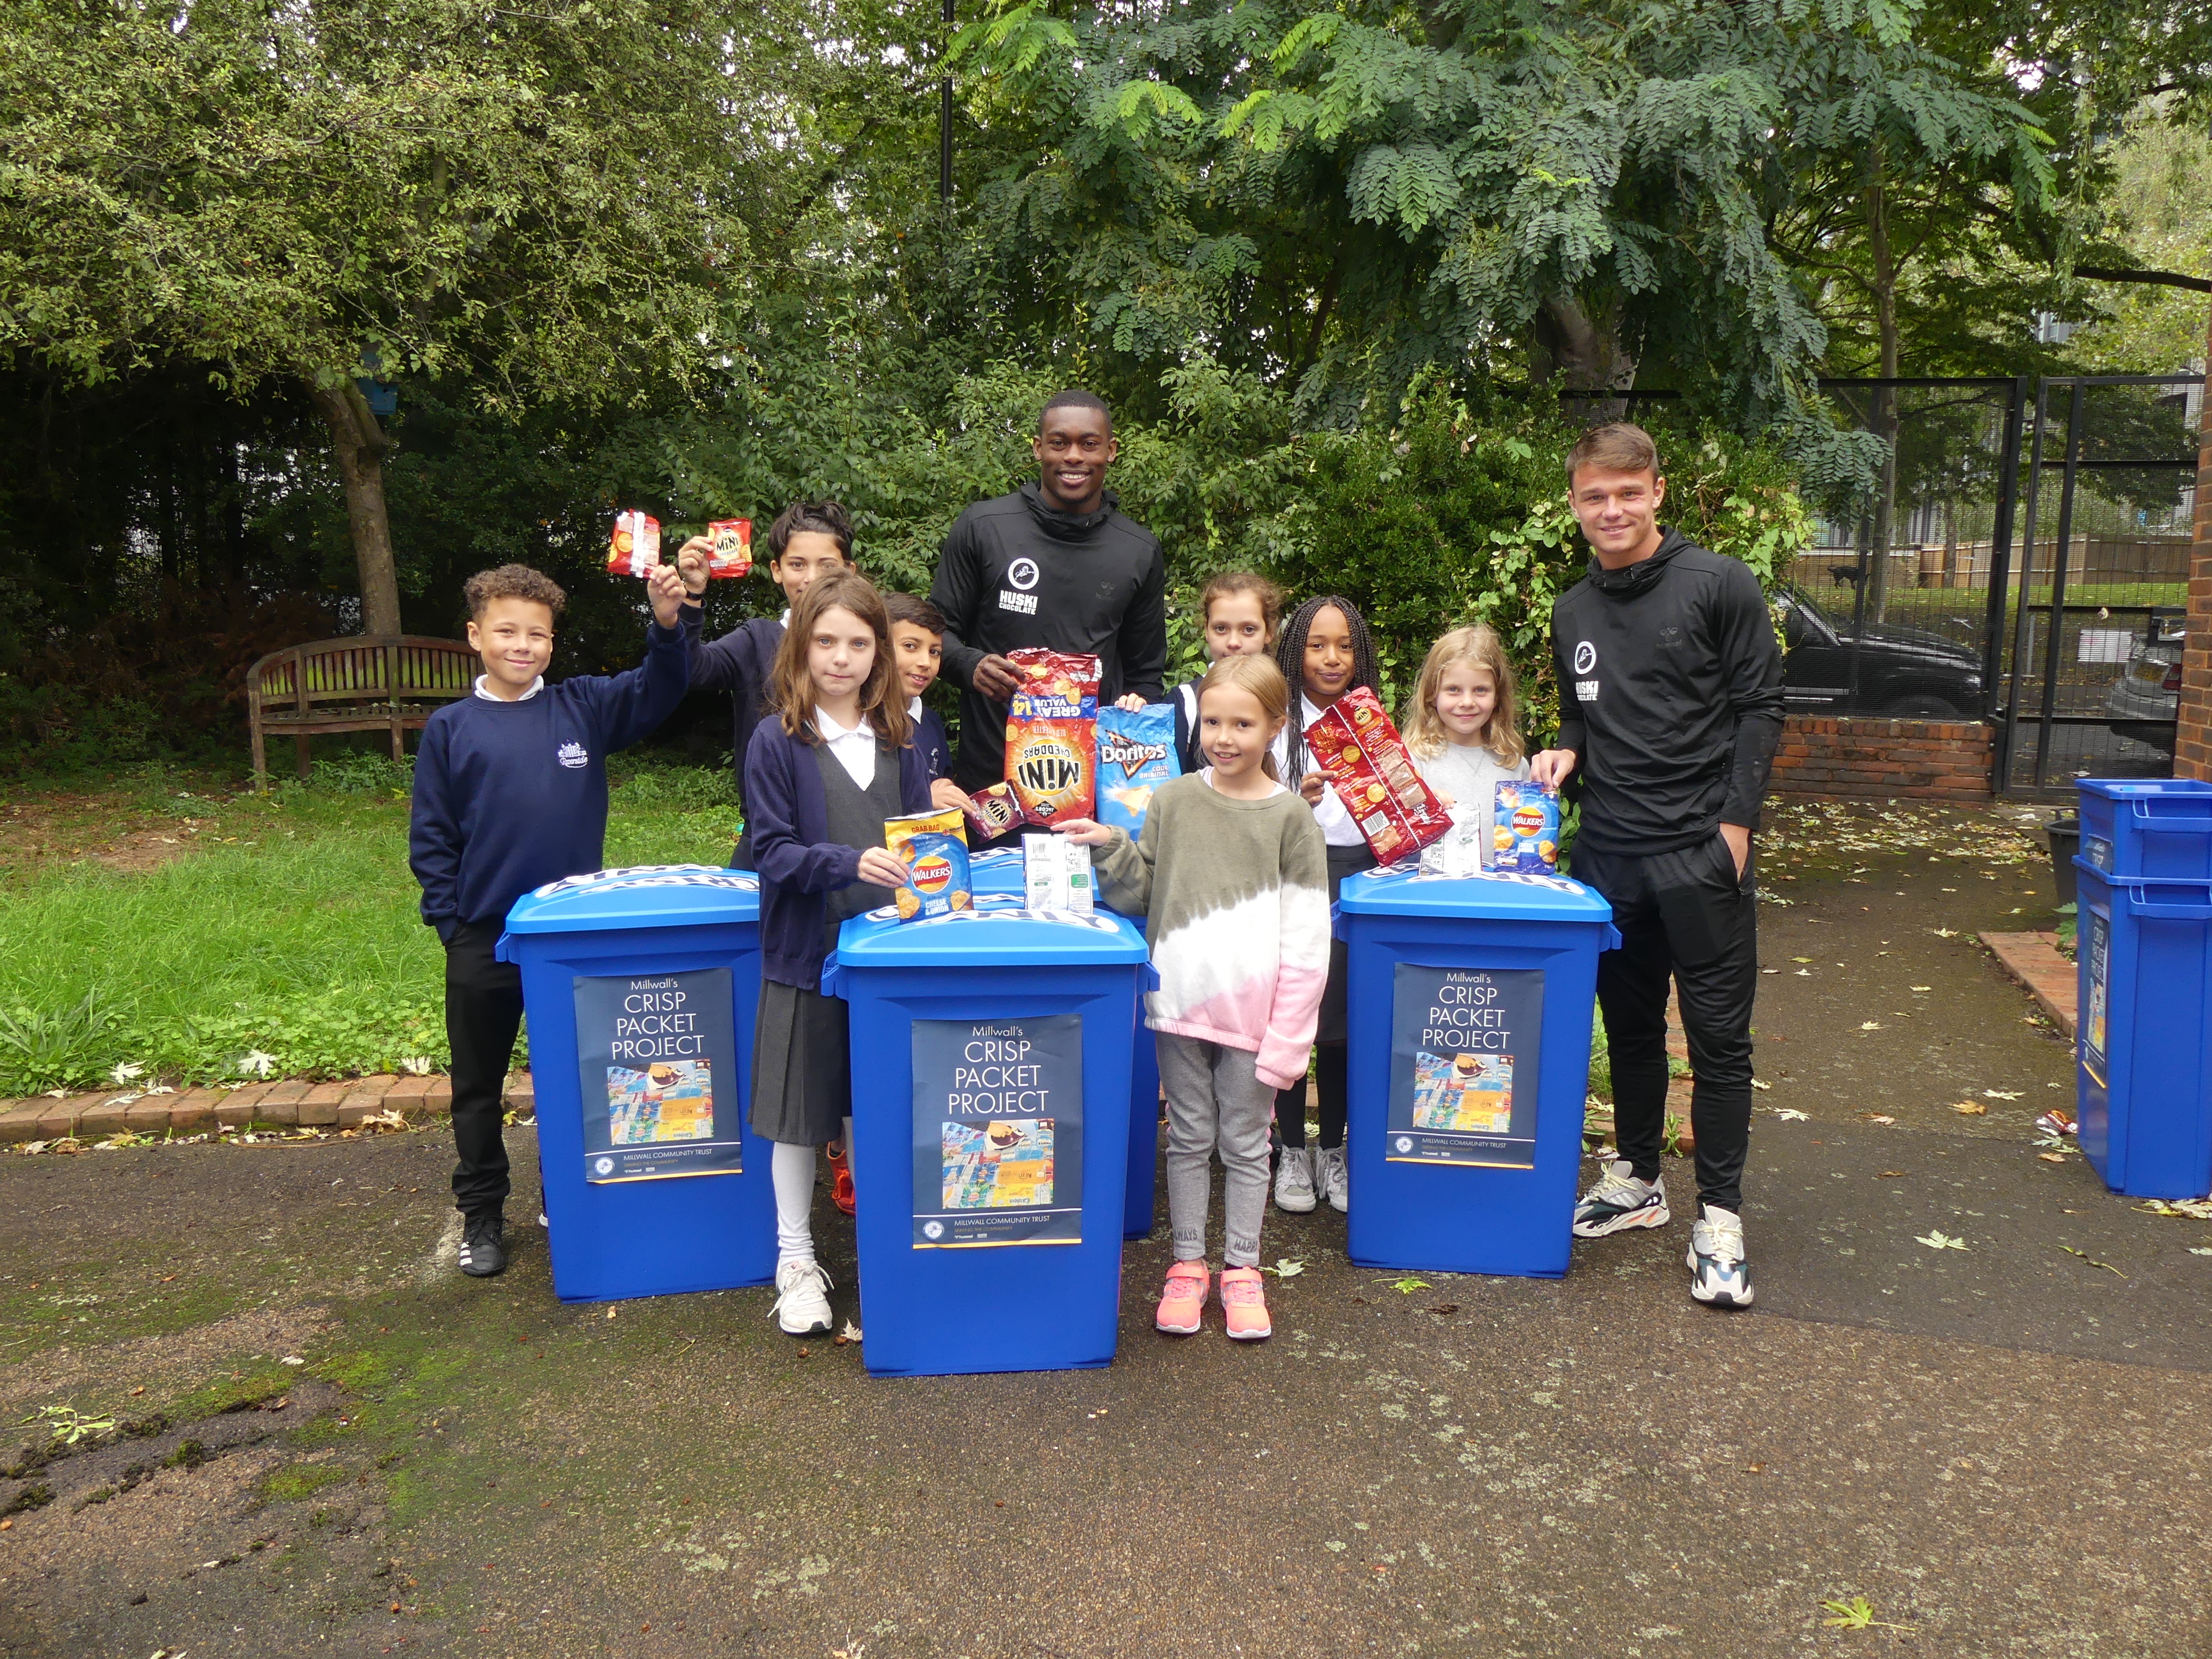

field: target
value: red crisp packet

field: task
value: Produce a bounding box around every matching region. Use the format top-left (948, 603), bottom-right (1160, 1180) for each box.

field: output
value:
top-left (607, 511), bottom-right (661, 576)
top-left (705, 519), bottom-right (753, 578)
top-left (1302, 686), bottom-right (1452, 864)
top-left (1003, 648), bottom-right (1100, 826)
top-left (962, 780), bottom-right (1022, 841)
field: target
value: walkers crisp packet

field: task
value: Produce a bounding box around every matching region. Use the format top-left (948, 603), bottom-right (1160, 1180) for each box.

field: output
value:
top-left (704, 519), bottom-right (753, 578)
top-left (1003, 649), bottom-right (1100, 827)
top-left (885, 807), bottom-right (973, 922)
top-left (1094, 703), bottom-right (1180, 836)
top-left (607, 510), bottom-right (661, 576)
top-left (1491, 780), bottom-right (1561, 873)
top-left (1302, 686), bottom-right (1452, 865)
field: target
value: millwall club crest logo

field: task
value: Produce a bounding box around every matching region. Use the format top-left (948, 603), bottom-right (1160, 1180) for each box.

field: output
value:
top-left (1572, 640), bottom-right (1597, 675)
top-left (557, 740), bottom-right (588, 770)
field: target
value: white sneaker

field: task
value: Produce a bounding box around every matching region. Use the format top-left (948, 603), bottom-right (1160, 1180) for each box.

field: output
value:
top-left (1687, 1205), bottom-right (1753, 1308)
top-left (1274, 1145), bottom-right (1318, 1214)
top-left (770, 1258), bottom-right (834, 1336)
top-left (1317, 1144), bottom-right (1348, 1213)
top-left (1572, 1158), bottom-right (1670, 1238)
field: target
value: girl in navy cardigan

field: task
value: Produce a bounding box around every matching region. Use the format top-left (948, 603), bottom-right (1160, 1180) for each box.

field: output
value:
top-left (745, 570), bottom-right (935, 1337)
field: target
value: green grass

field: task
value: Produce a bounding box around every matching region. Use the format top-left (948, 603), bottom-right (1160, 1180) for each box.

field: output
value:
top-left (0, 757), bottom-right (740, 1092)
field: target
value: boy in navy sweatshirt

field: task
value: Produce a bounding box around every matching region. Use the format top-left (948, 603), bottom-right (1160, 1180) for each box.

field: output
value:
top-left (409, 560), bottom-right (696, 1276)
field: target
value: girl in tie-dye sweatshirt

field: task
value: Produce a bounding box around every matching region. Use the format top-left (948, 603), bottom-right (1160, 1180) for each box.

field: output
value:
top-left (1061, 655), bottom-right (1329, 1340)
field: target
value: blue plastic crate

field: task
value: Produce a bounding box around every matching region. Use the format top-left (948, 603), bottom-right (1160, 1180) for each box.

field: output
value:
top-left (2073, 859), bottom-right (2212, 1200)
top-left (825, 903), bottom-right (1150, 1376)
top-left (1338, 868), bottom-right (1618, 1277)
top-left (2077, 779), bottom-right (2212, 881)
top-left (499, 867), bottom-right (777, 1301)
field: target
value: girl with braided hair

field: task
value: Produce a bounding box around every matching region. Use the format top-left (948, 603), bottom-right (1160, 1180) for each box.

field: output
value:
top-left (1266, 594), bottom-right (1383, 1215)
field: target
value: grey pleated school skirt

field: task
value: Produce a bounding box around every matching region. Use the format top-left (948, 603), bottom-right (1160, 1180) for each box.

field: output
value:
top-left (749, 978), bottom-right (852, 1147)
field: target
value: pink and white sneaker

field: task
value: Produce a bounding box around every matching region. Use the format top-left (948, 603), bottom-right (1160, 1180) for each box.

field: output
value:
top-left (1155, 1260), bottom-right (1209, 1335)
top-left (1219, 1266), bottom-right (1272, 1341)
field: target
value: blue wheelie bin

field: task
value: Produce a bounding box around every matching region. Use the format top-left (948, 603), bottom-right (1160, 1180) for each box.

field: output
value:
top-left (823, 897), bottom-right (1150, 1376)
top-left (1338, 867), bottom-right (1618, 1277)
top-left (499, 865), bottom-right (777, 1301)
top-left (971, 846), bottom-right (1160, 1240)
top-left (2073, 780), bottom-right (2212, 1200)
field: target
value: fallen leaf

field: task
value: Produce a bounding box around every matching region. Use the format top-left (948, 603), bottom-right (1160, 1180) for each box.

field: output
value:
top-left (1909, 984), bottom-right (1932, 992)
top-left (1915, 1230), bottom-right (1968, 1250)
top-left (1791, 956), bottom-right (1813, 963)
top-left (2038, 1152), bottom-right (2068, 1164)
top-left (1749, 1079), bottom-right (1771, 1092)
top-left (1822, 1595), bottom-right (1915, 1632)
top-left (1774, 1108), bottom-right (1810, 1121)
top-left (1389, 1277), bottom-right (1432, 1294)
top-left (1877, 1170), bottom-right (1905, 1178)
top-left (2059, 1245), bottom-right (2126, 1277)
top-left (1983, 1089), bottom-right (2023, 1100)
top-left (1952, 1101), bottom-right (1987, 1115)
top-left (2135, 1198), bottom-right (2212, 1220)
top-left (1866, 1114), bottom-right (1896, 1125)
top-left (1859, 1021), bottom-right (1884, 1031)
top-left (2189, 1248), bottom-right (2212, 1258)
top-left (839, 1319), bottom-right (863, 1343)
top-left (1931, 927), bottom-right (1958, 937)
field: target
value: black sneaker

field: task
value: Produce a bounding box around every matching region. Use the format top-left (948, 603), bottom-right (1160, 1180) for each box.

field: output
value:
top-left (458, 1212), bottom-right (508, 1277)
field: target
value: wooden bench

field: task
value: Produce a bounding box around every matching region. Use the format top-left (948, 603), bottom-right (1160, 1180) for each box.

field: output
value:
top-left (247, 635), bottom-right (479, 784)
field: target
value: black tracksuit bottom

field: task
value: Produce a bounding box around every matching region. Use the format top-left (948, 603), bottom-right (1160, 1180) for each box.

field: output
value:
top-left (1571, 833), bottom-right (1759, 1214)
top-left (444, 919), bottom-right (524, 1219)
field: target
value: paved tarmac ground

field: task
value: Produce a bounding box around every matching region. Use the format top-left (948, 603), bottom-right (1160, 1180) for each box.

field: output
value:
top-left (4, 806), bottom-right (2210, 1658)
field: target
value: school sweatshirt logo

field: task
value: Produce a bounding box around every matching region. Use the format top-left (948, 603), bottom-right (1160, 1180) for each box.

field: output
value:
top-left (557, 740), bottom-right (589, 769)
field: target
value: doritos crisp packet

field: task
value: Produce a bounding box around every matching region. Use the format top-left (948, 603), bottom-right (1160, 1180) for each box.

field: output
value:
top-left (885, 807), bottom-right (972, 922)
top-left (962, 780), bottom-right (1022, 843)
top-left (1003, 649), bottom-right (1099, 827)
top-left (705, 519), bottom-right (753, 578)
top-left (607, 511), bottom-right (660, 576)
top-left (1302, 686), bottom-right (1451, 865)
top-left (1491, 780), bottom-right (1561, 874)
top-left (1095, 703), bottom-right (1180, 837)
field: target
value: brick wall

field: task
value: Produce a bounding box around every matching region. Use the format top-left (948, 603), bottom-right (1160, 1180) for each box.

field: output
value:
top-left (1771, 715), bottom-right (1993, 802)
top-left (2178, 314), bottom-right (2212, 782)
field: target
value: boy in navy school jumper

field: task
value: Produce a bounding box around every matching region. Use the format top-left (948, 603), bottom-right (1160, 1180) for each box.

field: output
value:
top-left (883, 591), bottom-right (970, 811)
top-left (682, 501), bottom-right (856, 867)
top-left (409, 560), bottom-right (696, 1278)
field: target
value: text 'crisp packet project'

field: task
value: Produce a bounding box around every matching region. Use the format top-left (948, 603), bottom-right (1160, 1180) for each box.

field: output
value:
top-left (1302, 686), bottom-right (1452, 864)
top-left (1003, 649), bottom-right (1099, 827)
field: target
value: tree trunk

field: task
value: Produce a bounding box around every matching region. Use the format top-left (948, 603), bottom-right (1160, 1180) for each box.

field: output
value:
top-left (1531, 294), bottom-right (1636, 421)
top-left (1865, 171), bottom-right (1901, 625)
top-left (306, 378), bottom-right (402, 636)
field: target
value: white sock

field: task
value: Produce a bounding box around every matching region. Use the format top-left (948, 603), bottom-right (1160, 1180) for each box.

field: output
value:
top-left (772, 1142), bottom-right (816, 1265)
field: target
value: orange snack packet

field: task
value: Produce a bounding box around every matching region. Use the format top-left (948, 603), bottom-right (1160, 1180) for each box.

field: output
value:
top-left (705, 519), bottom-right (753, 578)
top-left (607, 511), bottom-right (661, 577)
top-left (1302, 686), bottom-right (1452, 864)
top-left (1002, 649), bottom-right (1100, 827)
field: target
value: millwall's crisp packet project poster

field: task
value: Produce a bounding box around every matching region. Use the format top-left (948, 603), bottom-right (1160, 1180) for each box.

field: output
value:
top-left (1386, 963), bottom-right (1542, 1168)
top-left (911, 1014), bottom-right (1083, 1246)
top-left (572, 968), bottom-right (743, 1183)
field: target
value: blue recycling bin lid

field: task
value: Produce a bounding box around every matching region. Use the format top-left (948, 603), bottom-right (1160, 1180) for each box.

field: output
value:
top-left (500, 864), bottom-right (760, 943)
top-left (1338, 865), bottom-right (1615, 924)
top-left (828, 892), bottom-right (1149, 977)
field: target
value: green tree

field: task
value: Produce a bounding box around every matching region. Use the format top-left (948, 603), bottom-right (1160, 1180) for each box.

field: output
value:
top-left (0, 0), bottom-right (765, 634)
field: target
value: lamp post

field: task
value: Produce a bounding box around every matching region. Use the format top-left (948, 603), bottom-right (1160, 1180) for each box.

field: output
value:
top-left (939, 0), bottom-right (954, 201)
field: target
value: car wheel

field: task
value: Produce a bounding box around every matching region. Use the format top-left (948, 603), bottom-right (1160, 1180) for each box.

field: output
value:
top-left (1884, 693), bottom-right (1960, 718)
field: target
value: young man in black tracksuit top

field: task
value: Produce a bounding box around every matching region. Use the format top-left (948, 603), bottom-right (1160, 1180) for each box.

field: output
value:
top-left (927, 389), bottom-right (1168, 805)
top-left (1530, 422), bottom-right (1784, 1310)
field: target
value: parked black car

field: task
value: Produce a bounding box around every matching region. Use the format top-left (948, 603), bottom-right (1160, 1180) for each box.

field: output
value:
top-left (1778, 586), bottom-right (1984, 718)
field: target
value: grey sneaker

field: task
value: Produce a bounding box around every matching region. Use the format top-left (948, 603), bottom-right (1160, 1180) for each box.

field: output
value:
top-left (1317, 1144), bottom-right (1349, 1213)
top-left (1687, 1205), bottom-right (1754, 1308)
top-left (1274, 1144), bottom-right (1318, 1214)
top-left (1572, 1159), bottom-right (1670, 1238)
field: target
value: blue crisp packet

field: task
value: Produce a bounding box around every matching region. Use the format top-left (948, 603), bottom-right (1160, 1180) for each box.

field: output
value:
top-left (1095, 703), bottom-right (1181, 836)
top-left (1492, 780), bottom-right (1561, 873)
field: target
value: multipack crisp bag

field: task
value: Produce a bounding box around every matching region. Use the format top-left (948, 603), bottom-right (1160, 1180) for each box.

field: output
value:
top-left (961, 780), bottom-right (1022, 842)
top-left (885, 807), bottom-right (973, 922)
top-left (705, 519), bottom-right (753, 578)
top-left (1003, 649), bottom-right (1100, 827)
top-left (1095, 702), bottom-right (1180, 836)
top-left (1491, 780), bottom-right (1561, 873)
top-left (607, 511), bottom-right (661, 576)
top-left (1021, 832), bottom-right (1094, 914)
top-left (1302, 686), bottom-right (1452, 865)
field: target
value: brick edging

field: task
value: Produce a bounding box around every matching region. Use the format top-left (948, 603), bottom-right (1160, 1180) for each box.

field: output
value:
top-left (0, 1073), bottom-right (525, 1146)
top-left (1980, 931), bottom-right (2078, 1040)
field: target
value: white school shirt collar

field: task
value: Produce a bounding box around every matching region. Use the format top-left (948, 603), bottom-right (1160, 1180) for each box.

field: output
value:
top-left (908, 695), bottom-right (923, 720)
top-left (473, 674), bottom-right (544, 702)
top-left (814, 705), bottom-right (878, 791)
top-left (1267, 693), bottom-right (1363, 845)
top-left (780, 608), bottom-right (792, 627)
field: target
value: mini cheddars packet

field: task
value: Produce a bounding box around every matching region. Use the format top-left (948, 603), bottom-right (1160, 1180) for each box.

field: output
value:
top-left (961, 781), bottom-right (1023, 843)
top-left (705, 519), bottom-right (753, 578)
top-left (1491, 780), bottom-right (1561, 873)
top-left (885, 807), bottom-right (972, 922)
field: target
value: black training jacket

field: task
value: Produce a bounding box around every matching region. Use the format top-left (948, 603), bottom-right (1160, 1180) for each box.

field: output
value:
top-left (928, 482), bottom-right (1167, 791)
top-left (1549, 529), bottom-right (1785, 854)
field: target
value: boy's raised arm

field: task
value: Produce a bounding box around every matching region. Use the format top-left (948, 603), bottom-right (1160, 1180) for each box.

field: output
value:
top-left (408, 718), bottom-right (465, 943)
top-left (591, 575), bottom-right (700, 752)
